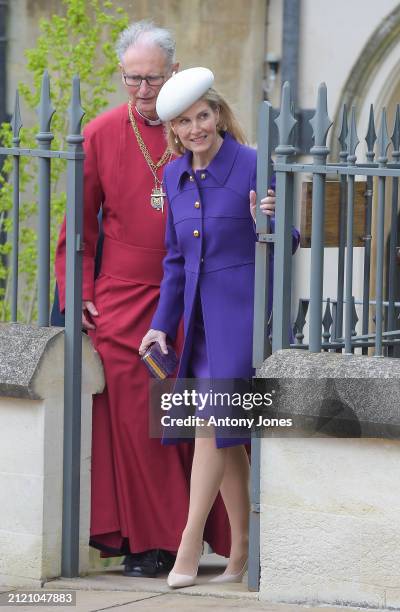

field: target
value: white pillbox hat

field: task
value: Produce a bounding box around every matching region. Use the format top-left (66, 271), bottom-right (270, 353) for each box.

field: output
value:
top-left (156, 67), bottom-right (214, 122)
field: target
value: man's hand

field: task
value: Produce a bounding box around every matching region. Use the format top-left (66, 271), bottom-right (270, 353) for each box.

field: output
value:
top-left (139, 329), bottom-right (168, 356)
top-left (82, 300), bottom-right (98, 330)
top-left (249, 189), bottom-right (276, 221)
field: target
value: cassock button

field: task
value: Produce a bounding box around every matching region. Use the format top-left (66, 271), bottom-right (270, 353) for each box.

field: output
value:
top-left (194, 201), bottom-right (200, 208)
top-left (189, 175), bottom-right (194, 182)
top-left (201, 257), bottom-right (204, 263)
top-left (193, 230), bottom-right (200, 237)
top-left (201, 173), bottom-right (206, 179)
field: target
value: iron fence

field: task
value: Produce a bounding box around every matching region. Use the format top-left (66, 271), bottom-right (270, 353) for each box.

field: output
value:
top-left (253, 81), bottom-right (400, 366)
top-left (0, 71), bottom-right (85, 577)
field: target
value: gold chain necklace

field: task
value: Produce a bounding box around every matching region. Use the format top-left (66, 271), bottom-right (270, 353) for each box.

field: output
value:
top-left (128, 100), bottom-right (171, 212)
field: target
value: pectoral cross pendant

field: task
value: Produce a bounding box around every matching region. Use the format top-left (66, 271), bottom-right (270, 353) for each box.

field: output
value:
top-left (151, 186), bottom-right (165, 212)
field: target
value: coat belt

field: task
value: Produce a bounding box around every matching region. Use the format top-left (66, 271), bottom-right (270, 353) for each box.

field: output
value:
top-left (101, 236), bottom-right (166, 286)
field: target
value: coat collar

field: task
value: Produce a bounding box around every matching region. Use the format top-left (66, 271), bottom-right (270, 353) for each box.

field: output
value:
top-left (173, 132), bottom-right (240, 189)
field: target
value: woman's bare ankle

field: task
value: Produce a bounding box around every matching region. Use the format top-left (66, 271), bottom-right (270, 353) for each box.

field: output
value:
top-left (171, 530), bottom-right (203, 576)
top-left (224, 536), bottom-right (249, 575)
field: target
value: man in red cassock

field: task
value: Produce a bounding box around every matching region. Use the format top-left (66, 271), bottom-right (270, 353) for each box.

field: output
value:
top-left (55, 20), bottom-right (230, 578)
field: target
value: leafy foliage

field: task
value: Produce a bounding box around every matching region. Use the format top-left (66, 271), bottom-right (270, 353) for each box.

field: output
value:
top-left (0, 0), bottom-right (128, 321)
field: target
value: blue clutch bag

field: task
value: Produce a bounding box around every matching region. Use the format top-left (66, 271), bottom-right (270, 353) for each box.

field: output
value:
top-left (141, 342), bottom-right (178, 379)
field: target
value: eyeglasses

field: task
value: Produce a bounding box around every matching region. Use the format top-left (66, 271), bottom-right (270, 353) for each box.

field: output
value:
top-left (123, 74), bottom-right (165, 88)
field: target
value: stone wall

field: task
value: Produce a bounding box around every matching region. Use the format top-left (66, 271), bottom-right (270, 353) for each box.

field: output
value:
top-left (258, 350), bottom-right (400, 610)
top-left (0, 324), bottom-right (104, 587)
top-left (260, 437), bottom-right (400, 609)
top-left (7, 0), bottom-right (266, 142)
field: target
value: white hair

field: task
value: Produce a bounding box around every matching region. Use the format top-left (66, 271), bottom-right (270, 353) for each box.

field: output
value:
top-left (115, 20), bottom-right (176, 66)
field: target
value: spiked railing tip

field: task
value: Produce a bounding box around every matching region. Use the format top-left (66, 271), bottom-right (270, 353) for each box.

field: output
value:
top-left (351, 297), bottom-right (359, 337)
top-left (322, 299), bottom-right (333, 341)
top-left (10, 90), bottom-right (23, 140)
top-left (37, 70), bottom-right (55, 133)
top-left (365, 104), bottom-right (377, 154)
top-left (293, 299), bottom-right (309, 344)
top-left (338, 103), bottom-right (348, 152)
top-left (346, 106), bottom-right (359, 161)
top-left (391, 104), bottom-right (400, 154)
top-left (68, 75), bottom-right (85, 136)
top-left (309, 82), bottom-right (332, 148)
top-left (377, 107), bottom-right (390, 162)
top-left (274, 81), bottom-right (297, 148)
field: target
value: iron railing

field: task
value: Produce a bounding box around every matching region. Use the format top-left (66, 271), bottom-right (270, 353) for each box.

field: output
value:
top-left (253, 81), bottom-right (400, 365)
top-left (0, 71), bottom-right (85, 578)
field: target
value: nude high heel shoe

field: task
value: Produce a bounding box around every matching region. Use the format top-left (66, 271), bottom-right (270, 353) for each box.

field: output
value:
top-left (209, 559), bottom-right (248, 584)
top-left (167, 545), bottom-right (203, 589)
top-left (167, 570), bottom-right (197, 588)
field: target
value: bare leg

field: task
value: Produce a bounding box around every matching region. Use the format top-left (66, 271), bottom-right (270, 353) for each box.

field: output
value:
top-left (172, 431), bottom-right (227, 575)
top-left (219, 444), bottom-right (250, 575)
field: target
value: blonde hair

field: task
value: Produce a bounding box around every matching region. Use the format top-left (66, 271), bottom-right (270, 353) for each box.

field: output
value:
top-left (166, 88), bottom-right (248, 156)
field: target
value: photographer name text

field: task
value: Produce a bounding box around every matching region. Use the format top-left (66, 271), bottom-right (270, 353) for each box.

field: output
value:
top-left (161, 415), bottom-right (293, 428)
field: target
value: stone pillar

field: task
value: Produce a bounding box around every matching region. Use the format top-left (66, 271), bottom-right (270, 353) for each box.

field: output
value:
top-left (0, 324), bottom-right (104, 587)
top-left (257, 350), bottom-right (400, 610)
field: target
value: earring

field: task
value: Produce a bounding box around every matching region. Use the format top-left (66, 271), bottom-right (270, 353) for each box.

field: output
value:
top-left (174, 136), bottom-right (179, 144)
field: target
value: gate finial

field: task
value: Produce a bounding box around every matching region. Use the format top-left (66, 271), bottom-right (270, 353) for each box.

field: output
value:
top-left (68, 76), bottom-right (85, 138)
top-left (293, 299), bottom-right (309, 345)
top-left (365, 104), bottom-right (376, 159)
top-left (322, 299), bottom-right (333, 344)
top-left (309, 83), bottom-right (332, 151)
top-left (391, 104), bottom-right (400, 158)
top-left (274, 81), bottom-right (297, 153)
top-left (351, 297), bottom-right (358, 338)
top-left (346, 107), bottom-right (359, 163)
top-left (37, 70), bottom-right (55, 133)
top-left (338, 104), bottom-right (348, 156)
top-left (10, 90), bottom-right (22, 145)
top-left (377, 108), bottom-right (390, 164)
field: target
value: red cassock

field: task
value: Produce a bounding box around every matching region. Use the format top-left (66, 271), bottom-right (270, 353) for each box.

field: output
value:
top-left (55, 104), bottom-right (230, 556)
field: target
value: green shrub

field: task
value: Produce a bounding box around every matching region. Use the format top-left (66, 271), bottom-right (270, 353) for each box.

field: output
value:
top-left (0, 0), bottom-right (128, 321)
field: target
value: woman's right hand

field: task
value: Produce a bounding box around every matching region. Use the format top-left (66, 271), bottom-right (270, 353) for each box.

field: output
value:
top-left (139, 329), bottom-right (168, 356)
top-left (249, 189), bottom-right (276, 221)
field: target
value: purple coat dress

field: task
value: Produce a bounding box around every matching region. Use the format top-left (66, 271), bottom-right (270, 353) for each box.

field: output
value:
top-left (151, 132), bottom-right (299, 447)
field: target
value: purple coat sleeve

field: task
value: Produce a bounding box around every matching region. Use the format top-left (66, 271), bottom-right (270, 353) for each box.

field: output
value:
top-left (251, 167), bottom-right (300, 254)
top-left (269, 218), bottom-right (300, 254)
top-left (150, 182), bottom-right (185, 341)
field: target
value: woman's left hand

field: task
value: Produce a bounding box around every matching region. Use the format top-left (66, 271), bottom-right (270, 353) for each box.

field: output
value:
top-left (249, 189), bottom-right (276, 221)
top-left (139, 329), bottom-right (168, 356)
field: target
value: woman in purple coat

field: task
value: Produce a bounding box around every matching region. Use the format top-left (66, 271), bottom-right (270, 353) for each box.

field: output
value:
top-left (140, 68), bottom-right (278, 589)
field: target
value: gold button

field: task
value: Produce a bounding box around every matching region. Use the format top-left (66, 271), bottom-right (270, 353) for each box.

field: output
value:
top-left (189, 175), bottom-right (194, 181)
top-left (193, 230), bottom-right (200, 237)
top-left (194, 201), bottom-right (200, 209)
top-left (200, 173), bottom-right (206, 179)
